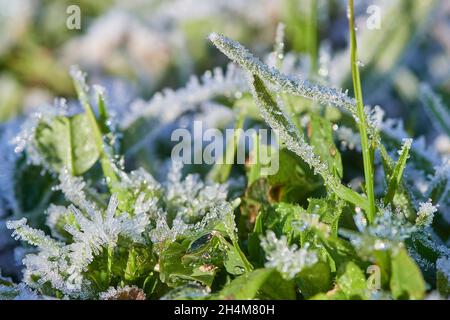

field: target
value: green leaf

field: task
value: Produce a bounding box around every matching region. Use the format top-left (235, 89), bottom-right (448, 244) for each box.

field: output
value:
top-left (296, 261), bottom-right (332, 298)
top-left (335, 262), bottom-right (368, 300)
top-left (248, 74), bottom-right (369, 211)
top-left (319, 235), bottom-right (364, 272)
top-left (260, 202), bottom-right (304, 242)
top-left (246, 133), bottom-right (282, 187)
top-left (307, 198), bottom-right (342, 237)
top-left (13, 158), bottom-right (56, 222)
top-left (267, 149), bottom-right (324, 203)
top-left (259, 269), bottom-right (296, 300)
top-left (208, 33), bottom-right (356, 113)
top-left (348, 0), bottom-right (376, 223)
top-left (384, 139), bottom-right (412, 205)
top-left (379, 144), bottom-right (415, 217)
top-left (159, 240), bottom-right (216, 288)
top-left (34, 114), bottom-right (99, 175)
top-left (122, 243), bottom-right (156, 284)
top-left (223, 245), bottom-right (247, 276)
top-left (390, 247), bottom-right (425, 300)
top-left (216, 268), bottom-right (295, 300)
top-left (71, 66), bottom-right (119, 188)
top-left (0, 285), bottom-right (23, 300)
top-left (161, 283), bottom-right (210, 300)
top-left (308, 114), bottom-right (343, 179)
top-left (208, 104), bottom-right (246, 183)
top-left (216, 268), bottom-right (272, 299)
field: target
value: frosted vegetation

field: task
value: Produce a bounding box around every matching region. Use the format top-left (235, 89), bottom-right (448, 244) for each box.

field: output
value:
top-left (0, 0), bottom-right (449, 300)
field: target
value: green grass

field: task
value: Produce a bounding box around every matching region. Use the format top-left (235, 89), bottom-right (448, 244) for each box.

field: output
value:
top-left (348, 0), bottom-right (376, 223)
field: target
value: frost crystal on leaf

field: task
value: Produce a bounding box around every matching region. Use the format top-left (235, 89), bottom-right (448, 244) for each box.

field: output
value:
top-left (6, 194), bottom-right (154, 298)
top-left (363, 207), bottom-right (416, 242)
top-left (415, 200), bottom-right (438, 228)
top-left (296, 213), bottom-right (331, 237)
top-left (165, 160), bottom-right (228, 224)
top-left (54, 169), bottom-right (88, 207)
top-left (45, 204), bottom-right (69, 240)
top-left (248, 74), bottom-right (337, 188)
top-left (11, 99), bottom-right (71, 168)
top-left (260, 230), bottom-right (318, 280)
top-left (7, 218), bottom-right (62, 254)
top-left (121, 63), bottom-right (246, 129)
top-left (340, 205), bottom-right (417, 258)
top-left (209, 33), bottom-right (358, 115)
top-left (0, 282), bottom-right (41, 300)
top-left (99, 285), bottom-right (146, 300)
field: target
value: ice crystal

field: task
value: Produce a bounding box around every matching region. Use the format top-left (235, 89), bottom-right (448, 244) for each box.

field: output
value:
top-left (165, 160), bottom-right (228, 224)
top-left (427, 160), bottom-right (450, 200)
top-left (381, 118), bottom-right (441, 167)
top-left (6, 218), bottom-right (62, 254)
top-left (362, 207), bottom-right (416, 242)
top-left (248, 74), bottom-right (338, 189)
top-left (366, 105), bottom-right (385, 140)
top-left (415, 200), bottom-right (438, 228)
top-left (6, 195), bottom-right (153, 297)
top-left (99, 285), bottom-right (146, 300)
top-left (0, 282), bottom-right (40, 300)
top-left (45, 205), bottom-right (69, 240)
top-left (121, 64), bottom-right (246, 129)
top-left (54, 169), bottom-right (88, 207)
top-left (10, 99), bottom-right (74, 169)
top-left (151, 198), bottom-right (233, 246)
top-left (340, 206), bottom-right (417, 258)
top-left (209, 33), bottom-right (358, 115)
top-left (296, 213), bottom-right (331, 237)
top-left (260, 231), bottom-right (318, 280)
top-left (398, 138), bottom-right (413, 155)
top-left (160, 282), bottom-right (211, 300)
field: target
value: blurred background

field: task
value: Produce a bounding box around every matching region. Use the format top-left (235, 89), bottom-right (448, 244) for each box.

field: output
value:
top-left (0, 0), bottom-right (449, 128)
top-left (0, 0), bottom-right (449, 278)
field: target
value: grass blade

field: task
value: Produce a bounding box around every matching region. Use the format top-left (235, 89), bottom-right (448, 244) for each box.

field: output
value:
top-left (208, 33), bottom-right (357, 115)
top-left (70, 66), bottom-right (119, 187)
top-left (248, 73), bottom-right (369, 211)
top-left (384, 138), bottom-right (412, 205)
top-left (348, 0), bottom-right (376, 223)
top-left (208, 107), bottom-right (246, 183)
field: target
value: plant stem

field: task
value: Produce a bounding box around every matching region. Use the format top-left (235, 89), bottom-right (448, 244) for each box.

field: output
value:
top-left (348, 0), bottom-right (376, 223)
top-left (107, 243), bottom-right (114, 283)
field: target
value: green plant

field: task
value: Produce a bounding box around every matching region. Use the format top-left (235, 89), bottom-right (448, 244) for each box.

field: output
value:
top-left (1, 0), bottom-right (449, 301)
